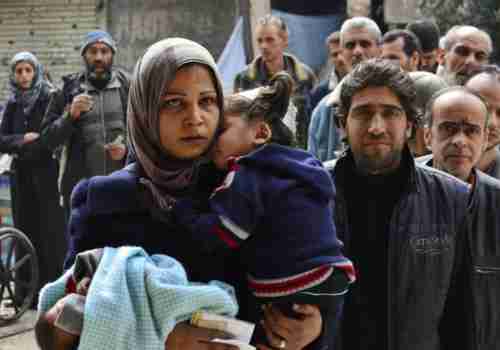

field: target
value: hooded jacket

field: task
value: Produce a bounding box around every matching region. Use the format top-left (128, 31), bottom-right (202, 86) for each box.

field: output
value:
top-left (326, 148), bottom-right (472, 350)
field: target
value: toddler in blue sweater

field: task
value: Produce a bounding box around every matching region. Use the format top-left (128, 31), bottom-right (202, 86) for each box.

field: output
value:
top-left (173, 72), bottom-right (355, 324)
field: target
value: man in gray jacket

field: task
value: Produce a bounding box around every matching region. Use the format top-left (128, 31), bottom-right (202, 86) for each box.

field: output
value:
top-left (42, 30), bottom-right (129, 218)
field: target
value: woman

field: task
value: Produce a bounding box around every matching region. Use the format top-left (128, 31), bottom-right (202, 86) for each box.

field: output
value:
top-left (0, 52), bottom-right (66, 306)
top-left (44, 38), bottom-right (327, 350)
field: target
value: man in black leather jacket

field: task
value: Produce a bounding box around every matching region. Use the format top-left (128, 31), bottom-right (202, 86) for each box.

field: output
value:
top-left (419, 85), bottom-right (500, 349)
top-left (324, 59), bottom-right (472, 350)
top-left (466, 65), bottom-right (500, 180)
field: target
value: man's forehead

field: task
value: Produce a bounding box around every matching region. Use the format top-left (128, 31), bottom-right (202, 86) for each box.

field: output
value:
top-left (350, 86), bottom-right (403, 108)
top-left (452, 34), bottom-right (491, 52)
top-left (467, 76), bottom-right (500, 106)
top-left (433, 92), bottom-right (487, 120)
top-left (343, 28), bottom-right (378, 43)
top-left (382, 38), bottom-right (405, 53)
top-left (87, 42), bottom-right (112, 50)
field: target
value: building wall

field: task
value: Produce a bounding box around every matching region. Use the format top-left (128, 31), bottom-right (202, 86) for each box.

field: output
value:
top-left (0, 0), bottom-right (104, 102)
top-left (0, 0), bottom-right (239, 103)
top-left (108, 0), bottom-right (239, 72)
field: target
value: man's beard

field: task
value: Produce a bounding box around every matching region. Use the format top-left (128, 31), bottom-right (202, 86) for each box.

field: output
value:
top-left (85, 59), bottom-right (113, 88)
top-left (442, 68), bottom-right (472, 86)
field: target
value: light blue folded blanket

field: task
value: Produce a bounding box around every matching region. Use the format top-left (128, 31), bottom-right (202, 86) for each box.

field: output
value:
top-left (38, 246), bottom-right (239, 350)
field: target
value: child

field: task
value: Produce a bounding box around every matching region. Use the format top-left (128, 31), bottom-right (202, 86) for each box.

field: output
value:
top-left (173, 72), bottom-right (355, 326)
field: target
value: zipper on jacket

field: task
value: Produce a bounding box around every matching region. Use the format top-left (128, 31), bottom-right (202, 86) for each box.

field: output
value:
top-left (100, 92), bottom-right (107, 174)
top-left (475, 265), bottom-right (500, 274)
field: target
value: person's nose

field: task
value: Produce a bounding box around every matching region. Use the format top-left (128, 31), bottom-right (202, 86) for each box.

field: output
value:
top-left (465, 52), bottom-right (477, 66)
top-left (94, 51), bottom-right (104, 61)
top-left (367, 113), bottom-right (386, 135)
top-left (353, 43), bottom-right (363, 57)
top-left (184, 103), bottom-right (204, 127)
top-left (489, 111), bottom-right (499, 129)
top-left (450, 129), bottom-right (467, 148)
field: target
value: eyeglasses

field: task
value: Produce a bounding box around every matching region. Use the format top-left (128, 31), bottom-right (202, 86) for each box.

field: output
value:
top-left (349, 105), bottom-right (405, 123)
top-left (437, 120), bottom-right (483, 138)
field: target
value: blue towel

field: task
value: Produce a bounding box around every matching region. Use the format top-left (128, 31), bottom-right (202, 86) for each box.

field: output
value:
top-left (38, 246), bottom-right (238, 350)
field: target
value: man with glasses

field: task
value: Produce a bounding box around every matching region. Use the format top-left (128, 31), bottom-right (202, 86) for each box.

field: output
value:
top-left (418, 86), bottom-right (500, 350)
top-left (324, 59), bottom-right (471, 350)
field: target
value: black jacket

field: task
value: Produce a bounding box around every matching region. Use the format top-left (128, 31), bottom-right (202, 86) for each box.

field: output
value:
top-left (0, 88), bottom-right (54, 165)
top-left (467, 169), bottom-right (500, 350)
top-left (325, 148), bottom-right (472, 350)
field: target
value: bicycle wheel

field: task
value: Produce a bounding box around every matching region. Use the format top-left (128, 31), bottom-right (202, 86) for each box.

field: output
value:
top-left (0, 227), bottom-right (39, 325)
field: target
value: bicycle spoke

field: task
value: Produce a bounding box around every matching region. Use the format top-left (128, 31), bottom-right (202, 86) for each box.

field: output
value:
top-left (6, 237), bottom-right (16, 270)
top-left (9, 254), bottom-right (31, 273)
top-left (5, 283), bottom-right (19, 313)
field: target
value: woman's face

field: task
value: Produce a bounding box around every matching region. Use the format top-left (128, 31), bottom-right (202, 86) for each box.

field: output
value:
top-left (159, 64), bottom-right (220, 160)
top-left (14, 61), bottom-right (35, 90)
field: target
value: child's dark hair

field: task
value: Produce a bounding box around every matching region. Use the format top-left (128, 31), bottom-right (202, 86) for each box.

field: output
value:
top-left (225, 72), bottom-right (295, 146)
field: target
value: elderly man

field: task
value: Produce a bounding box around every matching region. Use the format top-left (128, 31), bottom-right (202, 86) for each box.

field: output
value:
top-left (406, 20), bottom-right (441, 73)
top-left (42, 30), bottom-right (130, 217)
top-left (234, 14), bottom-right (316, 149)
top-left (465, 65), bottom-right (500, 179)
top-left (438, 25), bottom-right (492, 86)
top-left (308, 17), bottom-right (381, 161)
top-left (381, 29), bottom-right (421, 72)
top-left (325, 58), bottom-right (471, 350)
top-left (419, 86), bottom-right (500, 349)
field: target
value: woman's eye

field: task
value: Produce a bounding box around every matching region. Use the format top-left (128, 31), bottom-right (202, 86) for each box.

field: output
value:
top-left (200, 96), bottom-right (216, 107)
top-left (161, 99), bottom-right (182, 109)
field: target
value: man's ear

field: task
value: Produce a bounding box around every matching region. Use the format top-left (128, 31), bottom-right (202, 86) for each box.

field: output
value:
top-left (423, 125), bottom-right (432, 151)
top-left (253, 121), bottom-right (272, 146)
top-left (406, 121), bottom-right (413, 139)
top-left (410, 52), bottom-right (420, 71)
top-left (482, 129), bottom-right (489, 152)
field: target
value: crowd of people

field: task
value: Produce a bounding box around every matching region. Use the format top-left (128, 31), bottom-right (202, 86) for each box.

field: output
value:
top-left (0, 8), bottom-right (498, 350)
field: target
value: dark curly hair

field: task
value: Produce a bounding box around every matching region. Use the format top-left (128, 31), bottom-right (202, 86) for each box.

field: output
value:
top-left (337, 58), bottom-right (418, 127)
top-left (225, 72), bottom-right (295, 146)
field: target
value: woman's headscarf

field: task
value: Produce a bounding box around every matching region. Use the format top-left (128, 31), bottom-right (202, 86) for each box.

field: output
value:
top-left (128, 38), bottom-right (224, 209)
top-left (9, 51), bottom-right (50, 115)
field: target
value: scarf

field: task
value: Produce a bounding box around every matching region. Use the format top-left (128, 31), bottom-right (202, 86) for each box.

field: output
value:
top-left (9, 51), bottom-right (50, 115)
top-left (127, 38), bottom-right (224, 209)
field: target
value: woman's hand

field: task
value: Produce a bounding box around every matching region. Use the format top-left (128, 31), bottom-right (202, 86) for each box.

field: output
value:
top-left (165, 322), bottom-right (240, 350)
top-left (105, 143), bottom-right (127, 161)
top-left (257, 304), bottom-right (322, 350)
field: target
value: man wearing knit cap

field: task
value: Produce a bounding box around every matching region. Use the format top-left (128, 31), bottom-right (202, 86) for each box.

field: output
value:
top-left (42, 30), bottom-right (130, 218)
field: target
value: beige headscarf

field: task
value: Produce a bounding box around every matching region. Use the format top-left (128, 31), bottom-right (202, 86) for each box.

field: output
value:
top-left (127, 38), bottom-right (224, 209)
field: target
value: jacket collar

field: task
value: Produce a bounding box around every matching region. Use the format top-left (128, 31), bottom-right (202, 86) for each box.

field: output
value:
top-left (80, 70), bottom-right (120, 92)
top-left (332, 145), bottom-right (418, 194)
top-left (248, 53), bottom-right (308, 82)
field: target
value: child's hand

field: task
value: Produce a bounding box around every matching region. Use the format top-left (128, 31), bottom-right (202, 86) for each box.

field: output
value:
top-left (165, 322), bottom-right (239, 349)
top-left (258, 304), bottom-right (322, 350)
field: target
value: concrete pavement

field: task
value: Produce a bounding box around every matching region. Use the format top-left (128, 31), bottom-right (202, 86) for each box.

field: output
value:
top-left (0, 310), bottom-right (38, 350)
